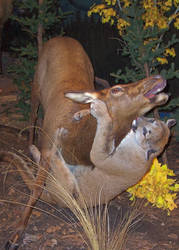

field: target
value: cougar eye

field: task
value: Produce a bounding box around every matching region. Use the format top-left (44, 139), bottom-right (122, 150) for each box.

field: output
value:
top-left (148, 118), bottom-right (155, 123)
top-left (111, 87), bottom-right (123, 95)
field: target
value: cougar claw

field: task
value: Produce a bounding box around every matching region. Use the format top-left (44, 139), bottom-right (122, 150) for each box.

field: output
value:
top-left (73, 109), bottom-right (90, 121)
top-left (73, 111), bottom-right (83, 121)
top-left (5, 240), bottom-right (19, 250)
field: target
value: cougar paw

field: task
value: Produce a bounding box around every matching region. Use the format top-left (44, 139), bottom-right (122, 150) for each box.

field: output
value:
top-left (58, 127), bottom-right (68, 138)
top-left (5, 240), bottom-right (19, 250)
top-left (73, 109), bottom-right (90, 121)
top-left (90, 99), bottom-right (108, 118)
top-left (73, 111), bottom-right (82, 121)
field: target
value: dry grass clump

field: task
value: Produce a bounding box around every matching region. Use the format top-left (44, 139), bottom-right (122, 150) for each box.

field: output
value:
top-left (45, 169), bottom-right (141, 250)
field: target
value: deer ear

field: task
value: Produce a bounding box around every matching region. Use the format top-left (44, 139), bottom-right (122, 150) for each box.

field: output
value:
top-left (65, 91), bottom-right (98, 103)
top-left (166, 119), bottom-right (176, 129)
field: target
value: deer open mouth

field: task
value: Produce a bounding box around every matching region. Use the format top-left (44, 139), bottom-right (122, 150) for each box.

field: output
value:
top-left (144, 78), bottom-right (167, 100)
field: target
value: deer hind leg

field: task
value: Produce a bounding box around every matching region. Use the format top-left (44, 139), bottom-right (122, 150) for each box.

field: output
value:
top-left (0, 151), bottom-right (53, 250)
top-left (5, 150), bottom-right (53, 250)
top-left (5, 128), bottom-right (75, 249)
top-left (29, 81), bottom-right (40, 146)
top-left (0, 26), bottom-right (3, 73)
top-left (6, 119), bottom-right (54, 249)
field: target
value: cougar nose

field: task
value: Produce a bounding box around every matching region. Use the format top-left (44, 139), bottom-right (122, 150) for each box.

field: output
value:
top-left (132, 119), bottom-right (138, 132)
top-left (143, 127), bottom-right (147, 136)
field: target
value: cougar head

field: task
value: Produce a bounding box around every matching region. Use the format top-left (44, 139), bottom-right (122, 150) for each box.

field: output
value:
top-left (131, 117), bottom-right (176, 160)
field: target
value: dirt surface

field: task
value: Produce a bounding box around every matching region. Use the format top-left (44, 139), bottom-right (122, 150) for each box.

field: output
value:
top-left (0, 75), bottom-right (179, 250)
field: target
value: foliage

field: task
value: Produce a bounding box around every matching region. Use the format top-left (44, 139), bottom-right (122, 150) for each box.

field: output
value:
top-left (88, 0), bottom-right (179, 140)
top-left (88, 1), bottom-right (179, 213)
top-left (64, 11), bottom-right (120, 83)
top-left (127, 158), bottom-right (179, 215)
top-left (88, 0), bottom-right (179, 82)
top-left (9, 0), bottom-right (69, 120)
top-left (158, 97), bottom-right (179, 141)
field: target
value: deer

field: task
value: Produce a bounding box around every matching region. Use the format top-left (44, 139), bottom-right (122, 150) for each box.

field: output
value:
top-left (0, 0), bottom-right (13, 73)
top-left (5, 36), bottom-right (169, 249)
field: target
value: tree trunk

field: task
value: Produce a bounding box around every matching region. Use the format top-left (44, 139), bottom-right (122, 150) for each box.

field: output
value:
top-left (37, 0), bottom-right (43, 56)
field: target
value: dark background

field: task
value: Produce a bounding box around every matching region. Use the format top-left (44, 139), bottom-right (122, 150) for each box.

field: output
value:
top-left (2, 0), bottom-right (179, 94)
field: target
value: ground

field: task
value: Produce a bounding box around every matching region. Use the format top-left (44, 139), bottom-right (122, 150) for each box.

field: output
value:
top-left (0, 75), bottom-right (179, 250)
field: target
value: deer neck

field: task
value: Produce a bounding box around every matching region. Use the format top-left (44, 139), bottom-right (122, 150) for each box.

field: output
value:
top-left (112, 115), bottom-right (135, 146)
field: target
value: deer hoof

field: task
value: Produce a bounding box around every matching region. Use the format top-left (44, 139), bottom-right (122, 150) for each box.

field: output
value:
top-left (5, 240), bottom-right (19, 250)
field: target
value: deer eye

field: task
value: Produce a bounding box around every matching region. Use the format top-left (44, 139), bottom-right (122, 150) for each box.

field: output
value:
top-left (111, 87), bottom-right (123, 95)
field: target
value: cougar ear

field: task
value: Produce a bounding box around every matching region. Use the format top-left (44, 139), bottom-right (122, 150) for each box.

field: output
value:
top-left (166, 119), bottom-right (176, 129)
top-left (65, 91), bottom-right (98, 103)
top-left (145, 149), bottom-right (157, 161)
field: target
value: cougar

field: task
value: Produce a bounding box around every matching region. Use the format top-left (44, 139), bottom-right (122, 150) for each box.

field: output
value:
top-left (28, 100), bottom-right (175, 207)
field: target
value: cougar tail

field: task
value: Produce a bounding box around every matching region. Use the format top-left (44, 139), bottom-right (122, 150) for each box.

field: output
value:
top-left (0, 151), bottom-right (35, 191)
top-left (0, 150), bottom-right (56, 204)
